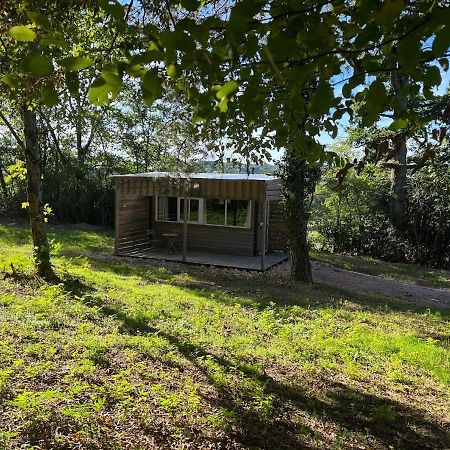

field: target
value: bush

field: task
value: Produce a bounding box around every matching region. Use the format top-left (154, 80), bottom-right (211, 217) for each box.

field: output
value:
top-left (310, 157), bottom-right (450, 268)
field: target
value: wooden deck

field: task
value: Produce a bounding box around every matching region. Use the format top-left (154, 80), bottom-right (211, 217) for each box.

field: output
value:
top-left (117, 249), bottom-right (289, 271)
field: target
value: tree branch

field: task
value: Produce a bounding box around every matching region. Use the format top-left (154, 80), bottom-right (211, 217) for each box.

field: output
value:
top-left (0, 110), bottom-right (26, 151)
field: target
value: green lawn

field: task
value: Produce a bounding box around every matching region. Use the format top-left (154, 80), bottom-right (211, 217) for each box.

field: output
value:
top-left (0, 224), bottom-right (449, 449)
top-left (311, 249), bottom-right (450, 289)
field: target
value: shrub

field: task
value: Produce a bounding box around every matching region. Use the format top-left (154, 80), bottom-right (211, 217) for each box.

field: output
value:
top-left (310, 156), bottom-right (450, 268)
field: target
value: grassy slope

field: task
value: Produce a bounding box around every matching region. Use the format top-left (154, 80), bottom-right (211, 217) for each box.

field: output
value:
top-left (0, 224), bottom-right (449, 449)
top-left (311, 249), bottom-right (450, 289)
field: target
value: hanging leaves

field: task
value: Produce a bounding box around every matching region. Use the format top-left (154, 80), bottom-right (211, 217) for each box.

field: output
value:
top-left (88, 66), bottom-right (122, 105)
top-left (41, 83), bottom-right (59, 106)
top-left (141, 69), bottom-right (163, 107)
top-left (59, 56), bottom-right (94, 72)
top-left (8, 25), bottom-right (36, 41)
top-left (21, 54), bottom-right (54, 77)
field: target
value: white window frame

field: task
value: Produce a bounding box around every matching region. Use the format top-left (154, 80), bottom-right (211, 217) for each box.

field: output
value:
top-left (225, 199), bottom-right (252, 228)
top-left (155, 195), bottom-right (178, 223)
top-left (155, 196), bottom-right (251, 229)
top-left (177, 197), bottom-right (204, 224)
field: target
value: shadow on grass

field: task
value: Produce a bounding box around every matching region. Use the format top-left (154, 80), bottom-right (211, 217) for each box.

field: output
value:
top-left (84, 255), bottom-right (450, 317)
top-left (74, 276), bottom-right (449, 450)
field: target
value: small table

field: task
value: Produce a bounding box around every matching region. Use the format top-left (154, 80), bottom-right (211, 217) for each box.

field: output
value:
top-left (162, 233), bottom-right (179, 254)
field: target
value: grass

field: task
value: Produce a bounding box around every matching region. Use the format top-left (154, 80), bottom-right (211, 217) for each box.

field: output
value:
top-left (311, 249), bottom-right (450, 289)
top-left (0, 223), bottom-right (449, 449)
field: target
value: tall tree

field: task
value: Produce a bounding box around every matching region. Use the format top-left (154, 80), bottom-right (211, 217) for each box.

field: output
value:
top-left (0, 2), bottom-right (124, 278)
top-left (3, 0), bottom-right (449, 282)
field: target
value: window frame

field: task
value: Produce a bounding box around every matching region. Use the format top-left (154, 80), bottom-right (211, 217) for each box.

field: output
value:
top-left (155, 195), bottom-right (178, 223)
top-left (177, 197), bottom-right (204, 224)
top-left (225, 199), bottom-right (252, 228)
top-left (155, 196), bottom-right (251, 229)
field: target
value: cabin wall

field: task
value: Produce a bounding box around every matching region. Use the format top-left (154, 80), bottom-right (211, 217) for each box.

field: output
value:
top-left (115, 195), bottom-right (151, 255)
top-left (114, 179), bottom-right (288, 257)
top-left (269, 200), bottom-right (288, 251)
top-left (115, 177), bottom-right (267, 202)
top-left (151, 198), bottom-right (256, 256)
top-left (152, 221), bottom-right (255, 256)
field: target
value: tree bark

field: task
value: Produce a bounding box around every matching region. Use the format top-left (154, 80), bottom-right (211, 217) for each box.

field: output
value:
top-left (390, 67), bottom-right (408, 231)
top-left (390, 133), bottom-right (408, 230)
top-left (282, 152), bottom-right (314, 283)
top-left (0, 165), bottom-right (9, 198)
top-left (23, 107), bottom-right (55, 279)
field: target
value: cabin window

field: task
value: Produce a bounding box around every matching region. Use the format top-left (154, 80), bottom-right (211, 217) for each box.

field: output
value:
top-left (204, 199), bottom-right (251, 228)
top-left (156, 196), bottom-right (251, 228)
top-left (226, 200), bottom-right (250, 228)
top-left (178, 198), bottom-right (202, 223)
top-left (204, 199), bottom-right (226, 226)
top-left (156, 196), bottom-right (178, 222)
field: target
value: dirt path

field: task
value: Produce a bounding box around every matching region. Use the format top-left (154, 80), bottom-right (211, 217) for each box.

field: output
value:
top-left (276, 260), bottom-right (450, 307)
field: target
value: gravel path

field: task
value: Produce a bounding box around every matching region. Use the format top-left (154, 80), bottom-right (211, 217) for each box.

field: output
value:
top-left (275, 260), bottom-right (450, 307)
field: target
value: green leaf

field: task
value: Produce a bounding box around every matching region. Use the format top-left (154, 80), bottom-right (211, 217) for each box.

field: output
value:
top-left (21, 54), bottom-right (54, 77)
top-left (88, 68), bottom-right (122, 105)
top-left (66, 72), bottom-right (79, 95)
top-left (98, 0), bottom-right (125, 19)
top-left (439, 57), bottom-right (449, 71)
top-left (305, 141), bottom-right (325, 164)
top-left (180, 0), bottom-right (199, 11)
top-left (41, 32), bottom-right (67, 48)
top-left (423, 65), bottom-right (441, 88)
top-left (216, 97), bottom-right (228, 113)
top-left (374, 0), bottom-right (405, 25)
top-left (398, 38), bottom-right (421, 71)
top-left (1, 74), bottom-right (19, 89)
top-left (309, 81), bottom-right (335, 118)
top-left (389, 118), bottom-right (408, 130)
top-left (141, 70), bottom-right (163, 107)
top-left (27, 11), bottom-right (51, 30)
top-left (42, 83), bottom-right (59, 106)
top-left (366, 80), bottom-right (387, 109)
top-left (342, 82), bottom-right (352, 98)
top-left (166, 64), bottom-right (177, 80)
top-left (59, 56), bottom-right (94, 72)
top-left (227, 0), bottom-right (260, 44)
top-left (432, 27), bottom-right (450, 57)
top-left (9, 25), bottom-right (36, 41)
top-left (216, 80), bottom-right (239, 100)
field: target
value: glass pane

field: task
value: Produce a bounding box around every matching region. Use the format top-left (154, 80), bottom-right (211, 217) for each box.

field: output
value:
top-left (189, 199), bottom-right (199, 222)
top-left (167, 197), bottom-right (177, 221)
top-left (205, 199), bottom-right (225, 225)
top-left (157, 196), bottom-right (167, 221)
top-left (226, 200), bottom-right (250, 227)
top-left (179, 198), bottom-right (185, 222)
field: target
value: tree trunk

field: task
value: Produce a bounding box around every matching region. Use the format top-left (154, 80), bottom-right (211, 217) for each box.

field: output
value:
top-left (0, 165), bottom-right (9, 198)
top-left (390, 67), bottom-right (408, 231)
top-left (390, 133), bottom-right (408, 230)
top-left (282, 152), bottom-right (314, 283)
top-left (23, 107), bottom-right (55, 280)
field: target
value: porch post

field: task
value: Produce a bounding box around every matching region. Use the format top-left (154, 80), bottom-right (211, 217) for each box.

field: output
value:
top-left (261, 198), bottom-right (267, 271)
top-left (182, 194), bottom-right (188, 262)
top-left (114, 178), bottom-right (120, 255)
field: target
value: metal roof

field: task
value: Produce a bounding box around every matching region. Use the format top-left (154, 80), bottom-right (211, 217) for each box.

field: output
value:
top-left (110, 172), bottom-right (280, 182)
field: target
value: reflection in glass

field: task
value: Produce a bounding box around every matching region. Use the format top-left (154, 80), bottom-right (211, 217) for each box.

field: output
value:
top-left (205, 199), bottom-right (226, 225)
top-left (226, 200), bottom-right (250, 227)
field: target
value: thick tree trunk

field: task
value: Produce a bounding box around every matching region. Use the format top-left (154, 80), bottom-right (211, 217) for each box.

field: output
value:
top-left (390, 133), bottom-right (408, 230)
top-left (0, 165), bottom-right (9, 198)
top-left (282, 153), bottom-right (313, 283)
top-left (23, 107), bottom-right (55, 279)
top-left (390, 68), bottom-right (408, 231)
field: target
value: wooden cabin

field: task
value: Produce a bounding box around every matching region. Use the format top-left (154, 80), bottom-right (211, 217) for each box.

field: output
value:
top-left (111, 172), bottom-right (288, 270)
